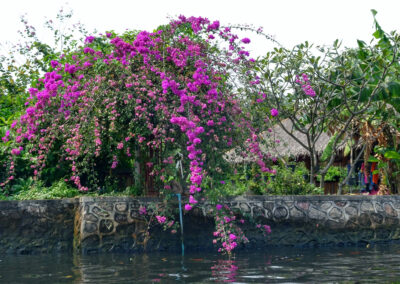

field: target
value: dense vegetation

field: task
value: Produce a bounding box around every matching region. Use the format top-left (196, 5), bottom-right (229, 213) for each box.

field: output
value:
top-left (1, 9), bottom-right (399, 202)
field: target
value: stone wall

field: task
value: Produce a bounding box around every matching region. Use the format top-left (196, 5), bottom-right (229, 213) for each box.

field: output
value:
top-left (74, 197), bottom-right (183, 254)
top-left (0, 199), bottom-right (78, 254)
top-left (1, 195), bottom-right (400, 254)
top-left (75, 195), bottom-right (400, 253)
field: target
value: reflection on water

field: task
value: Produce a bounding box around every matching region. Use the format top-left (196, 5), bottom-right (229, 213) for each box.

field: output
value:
top-left (1, 243), bottom-right (400, 283)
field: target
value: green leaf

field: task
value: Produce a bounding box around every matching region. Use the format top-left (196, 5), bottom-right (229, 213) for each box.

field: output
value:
top-left (384, 150), bottom-right (400, 160)
top-left (371, 9), bottom-right (377, 16)
top-left (373, 30), bottom-right (383, 39)
top-left (333, 39), bottom-right (339, 48)
top-left (321, 134), bottom-right (337, 162)
top-left (387, 82), bottom-right (400, 98)
top-left (357, 40), bottom-right (366, 48)
top-left (389, 98), bottom-right (400, 112)
top-left (344, 144), bottom-right (350, 157)
top-left (368, 156), bottom-right (379, 162)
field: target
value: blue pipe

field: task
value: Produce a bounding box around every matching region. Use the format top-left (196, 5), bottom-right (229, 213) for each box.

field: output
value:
top-left (176, 193), bottom-right (185, 256)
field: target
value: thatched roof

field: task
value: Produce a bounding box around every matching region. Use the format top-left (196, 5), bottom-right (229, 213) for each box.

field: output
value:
top-left (266, 118), bottom-right (331, 158)
top-left (224, 118), bottom-right (332, 163)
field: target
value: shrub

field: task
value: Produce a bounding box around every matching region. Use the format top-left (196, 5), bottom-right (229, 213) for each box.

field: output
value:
top-left (267, 163), bottom-right (323, 195)
top-left (1, 16), bottom-right (276, 210)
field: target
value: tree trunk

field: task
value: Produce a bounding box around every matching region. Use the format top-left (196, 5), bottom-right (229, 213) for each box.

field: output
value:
top-left (309, 161), bottom-right (315, 185)
top-left (320, 174), bottom-right (325, 192)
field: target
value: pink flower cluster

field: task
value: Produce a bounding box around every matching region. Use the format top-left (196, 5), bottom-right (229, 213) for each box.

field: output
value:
top-left (170, 115), bottom-right (204, 209)
top-left (270, 108), bottom-right (279, 117)
top-left (156, 215), bottom-right (167, 224)
top-left (213, 204), bottom-right (248, 254)
top-left (2, 15), bottom-right (273, 204)
top-left (256, 223), bottom-right (272, 236)
top-left (295, 73), bottom-right (316, 97)
top-left (139, 206), bottom-right (147, 215)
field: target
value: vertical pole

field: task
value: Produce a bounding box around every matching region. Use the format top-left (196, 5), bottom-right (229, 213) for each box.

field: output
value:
top-left (176, 193), bottom-right (184, 256)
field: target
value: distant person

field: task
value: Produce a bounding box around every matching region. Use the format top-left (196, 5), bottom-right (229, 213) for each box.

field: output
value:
top-left (361, 162), bottom-right (370, 194)
top-left (371, 162), bottom-right (379, 192)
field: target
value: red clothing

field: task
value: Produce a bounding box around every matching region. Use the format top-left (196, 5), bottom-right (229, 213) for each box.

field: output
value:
top-left (371, 162), bottom-right (379, 184)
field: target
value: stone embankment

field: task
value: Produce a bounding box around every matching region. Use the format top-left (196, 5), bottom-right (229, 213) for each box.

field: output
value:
top-left (1, 195), bottom-right (400, 254)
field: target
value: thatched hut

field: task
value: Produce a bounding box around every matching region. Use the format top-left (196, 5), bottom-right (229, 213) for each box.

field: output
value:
top-left (224, 118), bottom-right (332, 164)
top-left (266, 118), bottom-right (331, 160)
top-left (225, 118), bottom-right (351, 194)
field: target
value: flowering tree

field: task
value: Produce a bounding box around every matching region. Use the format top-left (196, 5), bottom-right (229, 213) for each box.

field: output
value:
top-left (0, 8), bottom-right (89, 127)
top-left (1, 16), bottom-right (276, 211)
top-left (0, 8), bottom-right (90, 189)
top-left (243, 13), bottom-right (400, 190)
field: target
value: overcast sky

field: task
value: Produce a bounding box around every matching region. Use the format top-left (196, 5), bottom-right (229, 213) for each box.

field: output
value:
top-left (1, 0), bottom-right (400, 57)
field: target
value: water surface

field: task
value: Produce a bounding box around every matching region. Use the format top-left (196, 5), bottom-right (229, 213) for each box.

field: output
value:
top-left (1, 243), bottom-right (399, 283)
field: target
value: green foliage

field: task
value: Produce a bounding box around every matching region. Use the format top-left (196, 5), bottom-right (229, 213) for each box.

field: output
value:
top-left (384, 150), bottom-right (400, 160)
top-left (244, 11), bottom-right (400, 193)
top-left (3, 9), bottom-right (400, 198)
top-left (0, 9), bottom-right (90, 190)
top-left (9, 179), bottom-right (79, 200)
top-left (202, 163), bottom-right (273, 201)
top-left (0, 9), bottom-right (88, 125)
top-left (267, 163), bottom-right (323, 195)
top-left (0, 178), bottom-right (148, 200)
top-left (372, 146), bottom-right (400, 187)
top-left (320, 134), bottom-right (337, 162)
top-left (320, 166), bottom-right (347, 182)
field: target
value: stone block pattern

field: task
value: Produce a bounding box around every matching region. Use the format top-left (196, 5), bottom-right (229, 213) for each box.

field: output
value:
top-left (76, 195), bottom-right (400, 253)
top-left (76, 197), bottom-right (183, 254)
top-left (2, 195), bottom-right (400, 254)
top-left (227, 195), bottom-right (400, 248)
top-left (0, 199), bottom-right (78, 254)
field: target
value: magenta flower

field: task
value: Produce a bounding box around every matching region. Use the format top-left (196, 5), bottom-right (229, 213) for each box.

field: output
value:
top-left (111, 160), bottom-right (118, 169)
top-left (85, 36), bottom-right (95, 44)
top-left (11, 147), bottom-right (23, 156)
top-left (139, 207), bottom-right (147, 215)
top-left (263, 225), bottom-right (271, 234)
top-left (229, 233), bottom-right (237, 241)
top-left (207, 20), bottom-right (220, 31)
top-left (189, 195), bottom-right (198, 204)
top-left (66, 65), bottom-right (76, 74)
top-left (156, 215), bottom-right (167, 224)
top-left (270, 108), bottom-right (279, 117)
top-left (1, 15), bottom-right (275, 232)
top-left (296, 73), bottom-right (316, 97)
top-left (83, 47), bottom-right (94, 55)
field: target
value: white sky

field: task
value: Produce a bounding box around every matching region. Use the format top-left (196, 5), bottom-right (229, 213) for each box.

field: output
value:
top-left (1, 0), bottom-right (400, 57)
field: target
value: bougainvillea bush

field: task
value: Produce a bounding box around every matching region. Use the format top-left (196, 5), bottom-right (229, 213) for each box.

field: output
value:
top-left (1, 16), bottom-right (276, 210)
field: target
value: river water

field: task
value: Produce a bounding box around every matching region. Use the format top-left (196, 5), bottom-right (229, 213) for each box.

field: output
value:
top-left (1, 243), bottom-right (400, 283)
